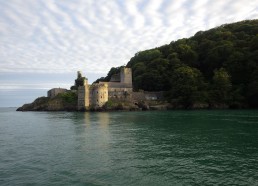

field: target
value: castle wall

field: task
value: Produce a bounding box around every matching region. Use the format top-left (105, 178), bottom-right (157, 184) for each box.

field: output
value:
top-left (76, 67), bottom-right (149, 109)
top-left (78, 85), bottom-right (89, 110)
top-left (89, 83), bottom-right (108, 107)
top-left (132, 92), bottom-right (145, 101)
top-left (132, 91), bottom-right (164, 101)
top-left (110, 74), bottom-right (120, 82)
top-left (144, 91), bottom-right (164, 100)
top-left (108, 87), bottom-right (133, 100)
top-left (120, 67), bottom-right (132, 85)
top-left (47, 88), bottom-right (67, 98)
top-left (106, 82), bottom-right (133, 88)
top-left (98, 68), bottom-right (133, 101)
top-left (77, 79), bottom-right (89, 110)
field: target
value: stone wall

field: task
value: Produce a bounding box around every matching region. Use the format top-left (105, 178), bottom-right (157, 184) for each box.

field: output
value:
top-left (77, 67), bottom-right (135, 109)
top-left (120, 67), bottom-right (132, 85)
top-left (144, 91), bottom-right (164, 100)
top-left (106, 82), bottom-right (133, 88)
top-left (47, 88), bottom-right (67, 98)
top-left (78, 85), bottom-right (89, 110)
top-left (108, 87), bottom-right (133, 100)
top-left (89, 83), bottom-right (108, 107)
top-left (132, 92), bottom-right (145, 101)
top-left (132, 91), bottom-right (164, 101)
top-left (110, 74), bottom-right (120, 82)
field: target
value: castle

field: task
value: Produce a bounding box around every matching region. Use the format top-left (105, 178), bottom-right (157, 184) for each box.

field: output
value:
top-left (46, 67), bottom-right (163, 111)
top-left (77, 67), bottom-right (133, 110)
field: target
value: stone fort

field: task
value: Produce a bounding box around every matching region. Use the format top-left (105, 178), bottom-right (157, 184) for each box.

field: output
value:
top-left (78, 67), bottom-right (133, 110)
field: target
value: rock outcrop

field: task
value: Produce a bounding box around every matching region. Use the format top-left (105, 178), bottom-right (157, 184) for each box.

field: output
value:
top-left (17, 96), bottom-right (77, 111)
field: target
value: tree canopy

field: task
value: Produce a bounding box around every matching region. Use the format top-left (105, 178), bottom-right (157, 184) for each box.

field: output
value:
top-left (96, 19), bottom-right (258, 108)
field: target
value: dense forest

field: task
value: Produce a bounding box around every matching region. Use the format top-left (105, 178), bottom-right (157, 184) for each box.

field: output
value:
top-left (95, 20), bottom-right (258, 108)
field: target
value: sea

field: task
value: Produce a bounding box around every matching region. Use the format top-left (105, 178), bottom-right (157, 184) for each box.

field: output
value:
top-left (0, 108), bottom-right (258, 185)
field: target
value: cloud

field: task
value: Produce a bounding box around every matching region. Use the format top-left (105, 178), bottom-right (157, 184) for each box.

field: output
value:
top-left (1, 0), bottom-right (258, 106)
top-left (0, 0), bottom-right (258, 75)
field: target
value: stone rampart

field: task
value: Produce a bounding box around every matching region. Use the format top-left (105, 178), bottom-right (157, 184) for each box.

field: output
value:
top-left (47, 88), bottom-right (67, 98)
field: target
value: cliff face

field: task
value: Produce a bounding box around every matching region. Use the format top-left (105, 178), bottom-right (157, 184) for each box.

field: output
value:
top-left (17, 96), bottom-right (77, 111)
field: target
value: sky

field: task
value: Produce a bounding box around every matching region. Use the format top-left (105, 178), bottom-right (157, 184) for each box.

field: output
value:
top-left (0, 0), bottom-right (258, 107)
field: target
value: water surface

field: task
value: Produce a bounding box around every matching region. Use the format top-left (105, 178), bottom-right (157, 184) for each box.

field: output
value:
top-left (0, 108), bottom-right (258, 185)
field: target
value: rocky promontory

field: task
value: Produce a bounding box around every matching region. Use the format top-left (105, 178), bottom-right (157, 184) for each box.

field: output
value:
top-left (17, 92), bottom-right (78, 111)
top-left (16, 91), bottom-right (170, 112)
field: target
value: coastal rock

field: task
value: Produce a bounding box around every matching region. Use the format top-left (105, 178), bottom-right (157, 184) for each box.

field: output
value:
top-left (137, 101), bottom-right (150, 110)
top-left (16, 96), bottom-right (77, 111)
top-left (149, 105), bottom-right (168, 110)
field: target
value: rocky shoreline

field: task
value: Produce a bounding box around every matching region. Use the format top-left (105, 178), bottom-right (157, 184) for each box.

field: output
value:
top-left (16, 95), bottom-right (233, 112)
top-left (16, 96), bottom-right (77, 112)
top-left (16, 95), bottom-right (173, 112)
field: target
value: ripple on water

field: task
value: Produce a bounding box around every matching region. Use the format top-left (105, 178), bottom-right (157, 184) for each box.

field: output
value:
top-left (0, 109), bottom-right (258, 185)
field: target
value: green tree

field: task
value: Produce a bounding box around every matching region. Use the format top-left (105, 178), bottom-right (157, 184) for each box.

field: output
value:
top-left (176, 44), bottom-right (198, 66)
top-left (170, 66), bottom-right (206, 108)
top-left (105, 67), bottom-right (122, 81)
top-left (141, 71), bottom-right (164, 91)
top-left (247, 68), bottom-right (258, 107)
top-left (94, 19), bottom-right (258, 108)
top-left (210, 68), bottom-right (232, 105)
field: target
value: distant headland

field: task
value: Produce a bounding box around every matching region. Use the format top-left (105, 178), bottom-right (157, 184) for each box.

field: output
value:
top-left (17, 19), bottom-right (258, 111)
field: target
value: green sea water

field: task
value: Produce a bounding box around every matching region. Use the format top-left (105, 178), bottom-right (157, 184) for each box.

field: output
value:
top-left (0, 108), bottom-right (258, 185)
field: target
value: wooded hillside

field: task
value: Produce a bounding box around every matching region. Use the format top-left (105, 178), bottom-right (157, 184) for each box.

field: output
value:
top-left (96, 20), bottom-right (258, 108)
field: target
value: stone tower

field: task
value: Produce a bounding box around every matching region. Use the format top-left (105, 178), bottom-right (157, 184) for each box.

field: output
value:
top-left (89, 83), bottom-right (108, 108)
top-left (77, 74), bottom-right (89, 110)
top-left (120, 67), bottom-right (132, 86)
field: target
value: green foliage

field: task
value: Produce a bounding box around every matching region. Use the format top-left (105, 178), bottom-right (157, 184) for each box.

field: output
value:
top-left (75, 77), bottom-right (86, 87)
top-left (59, 91), bottom-right (77, 103)
top-left (103, 99), bottom-right (124, 110)
top-left (97, 19), bottom-right (258, 108)
top-left (210, 68), bottom-right (232, 105)
top-left (127, 49), bottom-right (162, 67)
top-left (70, 76), bottom-right (86, 90)
top-left (106, 67), bottom-right (122, 81)
top-left (246, 68), bottom-right (258, 107)
top-left (70, 85), bottom-right (78, 90)
top-left (94, 67), bottom-right (123, 83)
top-left (103, 100), bottom-right (115, 108)
top-left (93, 77), bottom-right (106, 84)
top-left (169, 66), bottom-right (206, 108)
